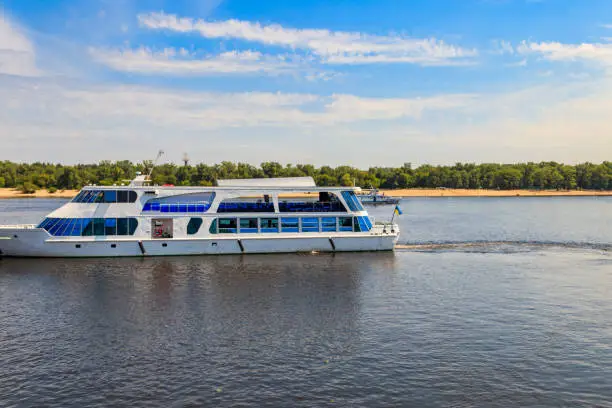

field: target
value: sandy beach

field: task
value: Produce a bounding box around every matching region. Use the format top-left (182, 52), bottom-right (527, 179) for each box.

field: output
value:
top-left (0, 188), bottom-right (79, 199)
top-left (378, 189), bottom-right (612, 197)
top-left (0, 187), bottom-right (610, 199)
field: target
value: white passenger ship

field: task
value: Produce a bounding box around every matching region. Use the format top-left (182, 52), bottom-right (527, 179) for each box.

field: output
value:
top-left (0, 176), bottom-right (399, 257)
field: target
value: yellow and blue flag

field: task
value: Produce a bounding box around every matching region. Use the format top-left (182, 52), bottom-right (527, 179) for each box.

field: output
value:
top-left (394, 205), bottom-right (403, 216)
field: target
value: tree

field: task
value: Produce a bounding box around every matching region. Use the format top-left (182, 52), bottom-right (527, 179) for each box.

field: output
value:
top-left (493, 168), bottom-right (522, 189)
top-left (0, 160), bottom-right (609, 191)
top-left (340, 173), bottom-right (353, 187)
top-left (56, 168), bottom-right (81, 190)
top-left (261, 162), bottom-right (283, 178)
top-left (560, 165), bottom-right (577, 190)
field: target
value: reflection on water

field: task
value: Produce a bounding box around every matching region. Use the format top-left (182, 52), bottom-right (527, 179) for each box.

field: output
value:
top-left (1, 249), bottom-right (612, 407)
top-left (0, 253), bottom-right (401, 407)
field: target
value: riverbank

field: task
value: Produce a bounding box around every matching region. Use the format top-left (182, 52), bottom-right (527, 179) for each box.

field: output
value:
top-left (0, 187), bottom-right (610, 199)
top-left (0, 188), bottom-right (79, 199)
top-left (378, 189), bottom-right (612, 197)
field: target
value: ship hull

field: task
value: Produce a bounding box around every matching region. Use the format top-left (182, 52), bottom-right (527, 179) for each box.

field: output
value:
top-left (0, 227), bottom-right (399, 258)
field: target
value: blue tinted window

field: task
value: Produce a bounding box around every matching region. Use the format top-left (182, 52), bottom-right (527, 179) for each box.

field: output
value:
top-left (85, 191), bottom-right (96, 203)
top-left (58, 219), bottom-right (74, 236)
top-left (187, 218), bottom-right (203, 235)
top-left (353, 217), bottom-right (361, 232)
top-left (341, 191), bottom-right (364, 212)
top-left (339, 217), bottom-right (353, 232)
top-left (117, 218), bottom-right (128, 235)
top-left (79, 191), bottom-right (91, 203)
top-left (322, 217), bottom-right (337, 232)
top-left (82, 219), bottom-right (93, 236)
top-left (104, 190), bottom-right (117, 203)
top-left (260, 218), bottom-right (278, 233)
top-left (218, 200), bottom-right (274, 213)
top-left (37, 218), bottom-right (51, 229)
top-left (128, 218), bottom-right (138, 235)
top-left (117, 190), bottom-right (128, 203)
top-left (278, 200), bottom-right (345, 213)
top-left (356, 216), bottom-right (372, 232)
top-left (48, 219), bottom-right (65, 236)
top-left (301, 217), bottom-right (319, 232)
top-left (105, 218), bottom-right (117, 236)
top-left (92, 219), bottom-right (104, 236)
top-left (239, 218), bottom-right (258, 233)
top-left (209, 219), bottom-right (218, 234)
top-left (143, 193), bottom-right (214, 213)
top-left (281, 217), bottom-right (299, 233)
top-left (219, 218), bottom-right (237, 233)
top-left (39, 218), bottom-right (138, 236)
top-left (47, 219), bottom-right (61, 236)
top-left (71, 219), bottom-right (82, 236)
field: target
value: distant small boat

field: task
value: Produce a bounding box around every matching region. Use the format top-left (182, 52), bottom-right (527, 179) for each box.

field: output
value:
top-left (358, 189), bottom-right (401, 205)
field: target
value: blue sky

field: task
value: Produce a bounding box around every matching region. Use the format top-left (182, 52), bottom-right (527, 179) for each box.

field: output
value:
top-left (1, 0), bottom-right (611, 166)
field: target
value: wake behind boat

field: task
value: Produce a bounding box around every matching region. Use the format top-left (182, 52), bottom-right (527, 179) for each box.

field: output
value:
top-left (0, 175), bottom-right (400, 257)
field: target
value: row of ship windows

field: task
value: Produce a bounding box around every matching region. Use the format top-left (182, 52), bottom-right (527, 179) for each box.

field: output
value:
top-left (141, 201), bottom-right (348, 213)
top-left (36, 216), bottom-right (373, 237)
top-left (72, 190), bottom-right (138, 203)
top-left (208, 216), bottom-right (373, 234)
top-left (38, 218), bottom-right (139, 236)
top-left (71, 191), bottom-right (364, 213)
top-left (142, 202), bottom-right (213, 213)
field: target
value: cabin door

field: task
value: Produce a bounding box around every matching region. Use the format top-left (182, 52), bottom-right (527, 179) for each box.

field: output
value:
top-left (151, 218), bottom-right (173, 239)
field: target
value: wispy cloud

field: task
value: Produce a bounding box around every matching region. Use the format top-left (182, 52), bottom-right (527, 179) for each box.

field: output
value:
top-left (137, 11), bottom-right (477, 66)
top-left (519, 41), bottom-right (612, 65)
top-left (89, 47), bottom-right (305, 76)
top-left (491, 39), bottom-right (515, 55)
top-left (0, 77), bottom-right (474, 132)
top-left (0, 11), bottom-right (41, 76)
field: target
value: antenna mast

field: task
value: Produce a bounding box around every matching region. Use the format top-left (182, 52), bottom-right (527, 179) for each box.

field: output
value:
top-left (148, 149), bottom-right (164, 179)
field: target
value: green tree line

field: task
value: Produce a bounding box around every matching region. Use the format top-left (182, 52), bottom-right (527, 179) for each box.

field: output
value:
top-left (0, 160), bottom-right (610, 191)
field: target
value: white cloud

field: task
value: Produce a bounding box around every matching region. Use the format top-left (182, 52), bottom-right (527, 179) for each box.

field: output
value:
top-left (0, 77), bottom-right (472, 133)
top-left (137, 11), bottom-right (477, 66)
top-left (89, 47), bottom-right (305, 76)
top-left (1, 73), bottom-right (610, 165)
top-left (0, 11), bottom-right (41, 76)
top-left (325, 94), bottom-right (474, 121)
top-left (519, 41), bottom-right (612, 65)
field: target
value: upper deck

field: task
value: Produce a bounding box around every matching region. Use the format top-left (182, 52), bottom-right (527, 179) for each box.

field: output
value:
top-left (78, 175), bottom-right (360, 193)
top-left (48, 176), bottom-right (368, 220)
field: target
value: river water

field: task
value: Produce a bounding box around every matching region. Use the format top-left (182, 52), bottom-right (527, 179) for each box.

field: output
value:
top-left (0, 197), bottom-right (611, 407)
